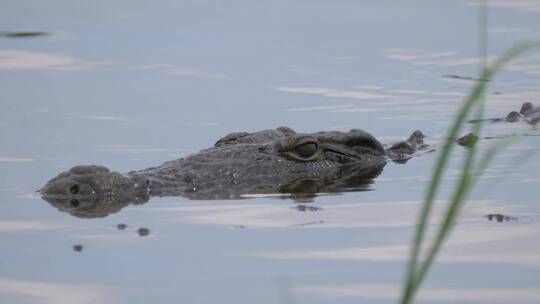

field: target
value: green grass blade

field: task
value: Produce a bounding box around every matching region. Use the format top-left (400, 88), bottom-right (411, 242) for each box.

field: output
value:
top-left (413, 85), bottom-right (486, 288)
top-left (400, 41), bottom-right (539, 304)
top-left (400, 66), bottom-right (489, 304)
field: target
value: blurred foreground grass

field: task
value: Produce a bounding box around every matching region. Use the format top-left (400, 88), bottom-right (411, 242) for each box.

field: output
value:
top-left (400, 41), bottom-right (540, 304)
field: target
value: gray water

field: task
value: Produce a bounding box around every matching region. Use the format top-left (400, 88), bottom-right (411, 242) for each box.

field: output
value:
top-left (1, 1), bottom-right (540, 303)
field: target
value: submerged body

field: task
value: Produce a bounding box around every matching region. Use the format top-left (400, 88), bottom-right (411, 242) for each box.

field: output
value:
top-left (40, 127), bottom-right (425, 217)
top-left (470, 102), bottom-right (540, 124)
top-left (458, 102), bottom-right (540, 147)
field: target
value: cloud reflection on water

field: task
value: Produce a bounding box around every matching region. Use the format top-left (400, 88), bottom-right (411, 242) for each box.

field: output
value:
top-left (384, 47), bottom-right (540, 75)
top-left (0, 221), bottom-right (64, 232)
top-left (0, 49), bottom-right (115, 71)
top-left (274, 86), bottom-right (397, 100)
top-left (168, 68), bottom-right (228, 79)
top-left (158, 199), bottom-right (523, 229)
top-left (67, 113), bottom-right (137, 122)
top-left (157, 198), bottom-right (540, 268)
top-left (467, 0), bottom-right (540, 13)
top-left (0, 277), bottom-right (115, 304)
top-left (243, 198), bottom-right (540, 267)
top-left (300, 284), bottom-right (540, 303)
top-left (0, 157), bottom-right (36, 162)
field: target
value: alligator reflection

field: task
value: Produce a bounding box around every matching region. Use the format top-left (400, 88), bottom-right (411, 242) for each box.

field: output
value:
top-left (40, 165), bottom-right (384, 218)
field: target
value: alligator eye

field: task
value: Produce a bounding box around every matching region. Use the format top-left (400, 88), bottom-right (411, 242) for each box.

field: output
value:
top-left (294, 142), bottom-right (318, 158)
top-left (69, 184), bottom-right (79, 195)
top-left (70, 199), bottom-right (80, 207)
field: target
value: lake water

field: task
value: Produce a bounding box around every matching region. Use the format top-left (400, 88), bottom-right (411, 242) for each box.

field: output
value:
top-left (1, 1), bottom-right (540, 303)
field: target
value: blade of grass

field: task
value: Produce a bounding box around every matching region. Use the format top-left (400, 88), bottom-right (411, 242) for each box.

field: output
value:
top-left (401, 62), bottom-right (489, 304)
top-left (412, 82), bottom-right (486, 289)
top-left (400, 41), bottom-right (540, 304)
top-left (401, 81), bottom-right (485, 304)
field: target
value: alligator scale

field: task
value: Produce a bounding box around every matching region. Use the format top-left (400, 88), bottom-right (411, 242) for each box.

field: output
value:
top-left (40, 126), bottom-right (426, 218)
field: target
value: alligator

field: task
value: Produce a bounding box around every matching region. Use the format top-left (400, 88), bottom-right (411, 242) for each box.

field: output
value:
top-left (40, 127), bottom-right (427, 218)
top-left (458, 101), bottom-right (540, 147)
top-left (468, 102), bottom-right (540, 125)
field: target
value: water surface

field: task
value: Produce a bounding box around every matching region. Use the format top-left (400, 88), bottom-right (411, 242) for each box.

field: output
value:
top-left (1, 1), bottom-right (540, 303)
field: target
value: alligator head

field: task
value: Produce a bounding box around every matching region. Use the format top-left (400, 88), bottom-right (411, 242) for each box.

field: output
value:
top-left (40, 127), bottom-right (389, 217)
top-left (40, 165), bottom-right (150, 218)
top-left (149, 126), bottom-right (388, 199)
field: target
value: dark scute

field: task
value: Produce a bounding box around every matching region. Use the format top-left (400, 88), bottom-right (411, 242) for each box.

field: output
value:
top-left (388, 142), bottom-right (414, 154)
top-left (506, 111), bottom-right (521, 122)
top-left (407, 130), bottom-right (425, 145)
top-left (520, 102), bottom-right (533, 115)
top-left (214, 132), bottom-right (250, 147)
top-left (313, 129), bottom-right (385, 155)
top-left (69, 165), bottom-right (110, 175)
top-left (345, 129), bottom-right (385, 154)
top-left (277, 126), bottom-right (296, 136)
top-left (457, 133), bottom-right (479, 147)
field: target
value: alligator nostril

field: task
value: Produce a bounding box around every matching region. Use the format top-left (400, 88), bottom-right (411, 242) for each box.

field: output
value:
top-left (69, 185), bottom-right (79, 195)
top-left (70, 199), bottom-right (80, 207)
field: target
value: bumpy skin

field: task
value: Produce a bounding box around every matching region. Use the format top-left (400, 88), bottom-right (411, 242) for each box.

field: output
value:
top-left (470, 102), bottom-right (540, 124)
top-left (506, 102), bottom-right (540, 123)
top-left (40, 165), bottom-right (149, 218)
top-left (459, 102), bottom-right (540, 147)
top-left (40, 127), bottom-right (422, 218)
top-left (385, 130), bottom-right (428, 163)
